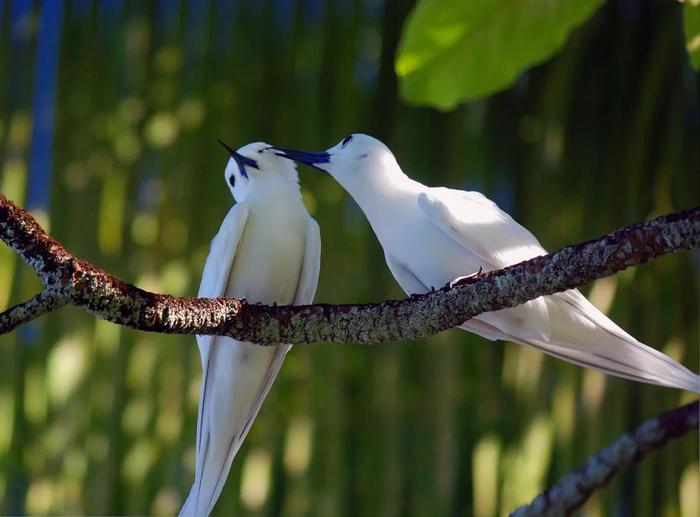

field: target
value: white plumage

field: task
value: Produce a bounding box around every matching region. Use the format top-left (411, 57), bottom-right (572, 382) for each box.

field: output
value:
top-left (180, 142), bottom-right (321, 516)
top-left (275, 134), bottom-right (699, 393)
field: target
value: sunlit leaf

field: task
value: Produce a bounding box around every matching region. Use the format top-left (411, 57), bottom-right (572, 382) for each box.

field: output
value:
top-left (396, 0), bottom-right (605, 109)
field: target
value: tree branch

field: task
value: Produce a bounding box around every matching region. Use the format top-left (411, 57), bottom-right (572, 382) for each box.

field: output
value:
top-left (1, 195), bottom-right (698, 513)
top-left (1, 192), bottom-right (699, 344)
top-left (0, 289), bottom-right (68, 334)
top-left (511, 401), bottom-right (700, 516)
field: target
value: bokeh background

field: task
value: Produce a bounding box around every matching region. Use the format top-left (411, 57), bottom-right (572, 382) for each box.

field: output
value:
top-left (1, 0), bottom-right (699, 515)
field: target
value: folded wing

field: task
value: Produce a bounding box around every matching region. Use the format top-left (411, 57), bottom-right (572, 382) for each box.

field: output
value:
top-left (417, 188), bottom-right (699, 392)
top-left (418, 188), bottom-right (551, 342)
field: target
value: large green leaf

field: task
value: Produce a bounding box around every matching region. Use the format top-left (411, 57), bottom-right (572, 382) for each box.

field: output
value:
top-left (395, 0), bottom-right (605, 110)
top-left (685, 0), bottom-right (700, 70)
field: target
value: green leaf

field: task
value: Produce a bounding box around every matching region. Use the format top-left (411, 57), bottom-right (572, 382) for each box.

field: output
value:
top-left (395, 0), bottom-right (605, 110)
top-left (685, 0), bottom-right (700, 71)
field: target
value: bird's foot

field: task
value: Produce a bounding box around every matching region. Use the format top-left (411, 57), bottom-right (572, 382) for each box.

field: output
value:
top-left (449, 267), bottom-right (487, 289)
top-left (448, 276), bottom-right (470, 289)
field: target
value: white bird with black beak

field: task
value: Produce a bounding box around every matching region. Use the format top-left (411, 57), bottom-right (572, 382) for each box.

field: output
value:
top-left (274, 134), bottom-right (699, 392)
top-left (180, 141), bottom-right (321, 516)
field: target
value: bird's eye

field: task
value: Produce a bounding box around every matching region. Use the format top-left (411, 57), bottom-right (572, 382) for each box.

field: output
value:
top-left (228, 175), bottom-right (235, 188)
top-left (341, 135), bottom-right (353, 148)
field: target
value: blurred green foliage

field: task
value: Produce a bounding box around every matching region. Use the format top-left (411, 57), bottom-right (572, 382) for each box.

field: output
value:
top-left (686, 1), bottom-right (700, 70)
top-left (0, 1), bottom-right (698, 516)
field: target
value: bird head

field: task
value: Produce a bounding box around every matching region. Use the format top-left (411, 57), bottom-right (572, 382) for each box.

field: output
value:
top-left (272, 134), bottom-right (400, 197)
top-left (218, 140), bottom-right (299, 202)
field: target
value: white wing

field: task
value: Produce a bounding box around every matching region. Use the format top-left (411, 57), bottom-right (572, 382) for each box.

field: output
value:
top-left (196, 203), bottom-right (250, 341)
top-left (385, 253), bottom-right (429, 295)
top-left (294, 217), bottom-right (322, 305)
top-left (181, 203), bottom-right (249, 516)
top-left (198, 203), bottom-right (250, 298)
top-left (418, 187), bottom-right (551, 341)
top-left (193, 202), bottom-right (249, 451)
top-left (418, 188), bottom-right (699, 392)
top-left (418, 188), bottom-right (547, 269)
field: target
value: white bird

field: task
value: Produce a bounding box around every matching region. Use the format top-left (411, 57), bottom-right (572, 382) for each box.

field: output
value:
top-left (180, 140), bottom-right (321, 516)
top-left (274, 134), bottom-right (699, 393)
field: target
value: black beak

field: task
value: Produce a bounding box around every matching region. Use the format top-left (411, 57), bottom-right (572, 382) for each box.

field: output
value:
top-left (272, 147), bottom-right (331, 171)
top-left (217, 138), bottom-right (236, 156)
top-left (218, 139), bottom-right (258, 178)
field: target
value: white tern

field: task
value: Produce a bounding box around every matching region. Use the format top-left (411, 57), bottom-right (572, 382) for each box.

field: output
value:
top-left (274, 134), bottom-right (699, 393)
top-left (180, 141), bottom-right (321, 516)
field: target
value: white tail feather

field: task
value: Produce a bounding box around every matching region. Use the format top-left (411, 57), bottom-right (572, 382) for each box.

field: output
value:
top-left (180, 341), bottom-right (290, 516)
top-left (462, 290), bottom-right (699, 393)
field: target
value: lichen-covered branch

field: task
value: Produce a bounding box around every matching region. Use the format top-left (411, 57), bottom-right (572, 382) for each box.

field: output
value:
top-left (1, 192), bottom-right (699, 344)
top-left (0, 289), bottom-right (68, 334)
top-left (1, 197), bottom-right (698, 514)
top-left (511, 400), bottom-right (700, 516)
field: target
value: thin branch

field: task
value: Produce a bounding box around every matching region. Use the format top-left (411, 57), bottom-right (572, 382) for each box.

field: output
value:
top-left (0, 289), bottom-right (68, 334)
top-left (1, 192), bottom-right (699, 344)
top-left (511, 400), bottom-right (700, 516)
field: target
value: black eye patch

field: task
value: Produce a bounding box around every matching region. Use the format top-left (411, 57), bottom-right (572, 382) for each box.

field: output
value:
top-left (341, 135), bottom-right (353, 147)
top-left (228, 175), bottom-right (235, 188)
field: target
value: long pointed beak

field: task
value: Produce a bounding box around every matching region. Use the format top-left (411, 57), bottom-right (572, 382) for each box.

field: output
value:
top-left (272, 147), bottom-right (331, 171)
top-left (217, 139), bottom-right (236, 155)
top-left (217, 139), bottom-right (258, 178)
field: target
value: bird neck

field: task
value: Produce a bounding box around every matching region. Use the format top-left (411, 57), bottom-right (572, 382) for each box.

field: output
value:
top-left (247, 176), bottom-right (302, 204)
top-left (348, 171), bottom-right (422, 226)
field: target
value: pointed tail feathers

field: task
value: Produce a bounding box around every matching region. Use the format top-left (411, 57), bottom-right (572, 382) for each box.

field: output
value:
top-left (461, 290), bottom-right (700, 393)
top-left (180, 340), bottom-right (290, 516)
top-left (517, 333), bottom-right (700, 393)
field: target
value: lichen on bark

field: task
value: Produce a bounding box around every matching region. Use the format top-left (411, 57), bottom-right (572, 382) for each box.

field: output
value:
top-left (1, 193), bottom-right (699, 346)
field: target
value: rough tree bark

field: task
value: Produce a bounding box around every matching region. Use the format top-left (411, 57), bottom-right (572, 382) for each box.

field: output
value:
top-left (1, 192), bottom-right (699, 515)
top-left (1, 193), bottom-right (699, 345)
top-left (512, 401), bottom-right (700, 516)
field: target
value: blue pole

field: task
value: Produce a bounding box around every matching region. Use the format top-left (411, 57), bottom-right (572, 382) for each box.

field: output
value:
top-left (26, 0), bottom-right (64, 211)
